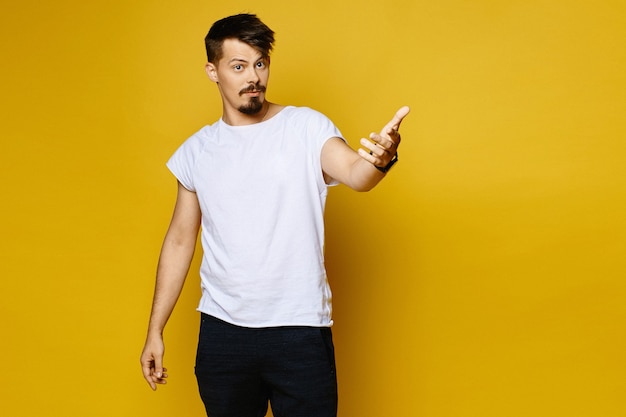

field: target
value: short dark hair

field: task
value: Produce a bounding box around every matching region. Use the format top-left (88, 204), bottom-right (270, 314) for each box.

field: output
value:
top-left (204, 14), bottom-right (275, 63)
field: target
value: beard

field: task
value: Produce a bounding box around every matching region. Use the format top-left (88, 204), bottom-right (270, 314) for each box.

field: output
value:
top-left (238, 97), bottom-right (263, 115)
top-left (238, 84), bottom-right (266, 115)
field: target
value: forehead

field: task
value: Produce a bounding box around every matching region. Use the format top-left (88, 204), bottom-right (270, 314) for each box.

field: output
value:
top-left (219, 38), bottom-right (264, 63)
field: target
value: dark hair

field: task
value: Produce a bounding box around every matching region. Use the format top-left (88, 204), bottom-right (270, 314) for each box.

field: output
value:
top-left (204, 14), bottom-right (275, 63)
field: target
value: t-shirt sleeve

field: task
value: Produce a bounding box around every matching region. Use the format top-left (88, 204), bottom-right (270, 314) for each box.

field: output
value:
top-left (166, 129), bottom-right (205, 192)
top-left (302, 108), bottom-right (345, 187)
top-left (305, 108), bottom-right (344, 150)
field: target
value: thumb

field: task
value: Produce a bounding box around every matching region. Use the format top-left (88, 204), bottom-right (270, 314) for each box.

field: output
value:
top-left (383, 105), bottom-right (410, 134)
top-left (154, 354), bottom-right (164, 378)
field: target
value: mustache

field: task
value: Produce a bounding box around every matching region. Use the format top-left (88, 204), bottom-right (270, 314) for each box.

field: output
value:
top-left (239, 84), bottom-right (267, 95)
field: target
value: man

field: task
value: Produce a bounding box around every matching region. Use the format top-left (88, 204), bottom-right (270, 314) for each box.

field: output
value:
top-left (140, 13), bottom-right (409, 417)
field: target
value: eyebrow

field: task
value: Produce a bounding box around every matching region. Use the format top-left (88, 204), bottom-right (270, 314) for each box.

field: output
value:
top-left (227, 56), bottom-right (266, 65)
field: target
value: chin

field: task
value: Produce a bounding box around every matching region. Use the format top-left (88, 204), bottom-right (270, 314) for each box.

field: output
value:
top-left (238, 99), bottom-right (264, 115)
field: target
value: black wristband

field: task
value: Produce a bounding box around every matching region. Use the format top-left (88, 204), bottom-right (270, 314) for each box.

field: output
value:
top-left (375, 153), bottom-right (398, 173)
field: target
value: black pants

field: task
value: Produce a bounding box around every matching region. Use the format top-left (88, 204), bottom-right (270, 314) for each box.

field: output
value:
top-left (195, 314), bottom-right (338, 417)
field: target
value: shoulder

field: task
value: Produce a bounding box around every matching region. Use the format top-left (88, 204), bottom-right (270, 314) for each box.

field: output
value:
top-left (283, 106), bottom-right (329, 119)
top-left (277, 107), bottom-right (343, 151)
top-left (279, 106), bottom-right (336, 129)
top-left (168, 123), bottom-right (219, 169)
top-left (177, 122), bottom-right (218, 150)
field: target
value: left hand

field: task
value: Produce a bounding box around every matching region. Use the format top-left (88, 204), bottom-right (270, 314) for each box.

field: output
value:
top-left (358, 106), bottom-right (410, 169)
top-left (140, 334), bottom-right (169, 390)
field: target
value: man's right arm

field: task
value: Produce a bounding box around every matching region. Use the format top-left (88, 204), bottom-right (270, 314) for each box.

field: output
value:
top-left (140, 181), bottom-right (201, 390)
top-left (321, 106), bottom-right (409, 191)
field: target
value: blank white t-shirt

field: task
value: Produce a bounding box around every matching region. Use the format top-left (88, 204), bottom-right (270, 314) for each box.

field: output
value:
top-left (167, 106), bottom-right (343, 328)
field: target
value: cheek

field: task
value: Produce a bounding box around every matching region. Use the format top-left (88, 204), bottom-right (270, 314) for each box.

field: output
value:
top-left (220, 78), bottom-right (240, 93)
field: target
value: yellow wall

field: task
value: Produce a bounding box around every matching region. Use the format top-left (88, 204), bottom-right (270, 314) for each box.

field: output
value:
top-left (1, 1), bottom-right (624, 416)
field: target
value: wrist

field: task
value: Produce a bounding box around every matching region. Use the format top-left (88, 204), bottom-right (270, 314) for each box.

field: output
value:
top-left (147, 325), bottom-right (165, 337)
top-left (374, 152), bottom-right (398, 173)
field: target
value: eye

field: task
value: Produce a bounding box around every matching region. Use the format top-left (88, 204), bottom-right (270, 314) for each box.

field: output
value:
top-left (256, 61), bottom-right (265, 69)
top-left (233, 64), bottom-right (243, 71)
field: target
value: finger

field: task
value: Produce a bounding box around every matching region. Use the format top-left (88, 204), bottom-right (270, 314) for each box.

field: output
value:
top-left (357, 147), bottom-right (379, 166)
top-left (369, 132), bottom-right (398, 152)
top-left (360, 137), bottom-right (383, 156)
top-left (154, 356), bottom-right (164, 380)
top-left (141, 359), bottom-right (157, 390)
top-left (157, 367), bottom-right (169, 382)
top-left (382, 106), bottom-right (410, 135)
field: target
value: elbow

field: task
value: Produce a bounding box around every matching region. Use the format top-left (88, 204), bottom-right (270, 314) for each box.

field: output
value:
top-left (354, 184), bottom-right (375, 192)
top-left (348, 172), bottom-right (384, 192)
top-left (348, 180), bottom-right (378, 192)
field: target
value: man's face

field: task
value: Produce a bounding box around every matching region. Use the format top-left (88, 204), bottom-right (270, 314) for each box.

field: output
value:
top-left (206, 38), bottom-right (270, 116)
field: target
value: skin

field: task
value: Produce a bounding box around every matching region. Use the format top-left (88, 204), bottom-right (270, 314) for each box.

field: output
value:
top-left (140, 38), bottom-right (409, 390)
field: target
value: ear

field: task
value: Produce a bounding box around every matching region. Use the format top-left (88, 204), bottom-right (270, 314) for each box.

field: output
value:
top-left (205, 62), bottom-right (218, 82)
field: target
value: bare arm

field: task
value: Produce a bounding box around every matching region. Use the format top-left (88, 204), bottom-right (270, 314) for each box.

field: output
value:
top-left (321, 106), bottom-right (410, 191)
top-left (140, 181), bottom-right (201, 390)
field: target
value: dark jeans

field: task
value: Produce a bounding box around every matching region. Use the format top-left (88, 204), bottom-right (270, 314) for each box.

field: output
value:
top-left (195, 314), bottom-right (338, 417)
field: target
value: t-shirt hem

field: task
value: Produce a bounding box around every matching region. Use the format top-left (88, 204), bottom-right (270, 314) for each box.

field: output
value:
top-left (196, 307), bottom-right (334, 329)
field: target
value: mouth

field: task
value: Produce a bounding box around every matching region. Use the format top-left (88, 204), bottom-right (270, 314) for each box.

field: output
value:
top-left (240, 85), bottom-right (266, 96)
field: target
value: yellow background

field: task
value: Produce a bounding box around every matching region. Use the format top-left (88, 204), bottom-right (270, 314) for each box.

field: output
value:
top-left (1, 0), bottom-right (624, 416)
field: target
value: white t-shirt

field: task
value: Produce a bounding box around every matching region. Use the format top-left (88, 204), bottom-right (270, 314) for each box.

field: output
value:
top-left (167, 106), bottom-right (343, 328)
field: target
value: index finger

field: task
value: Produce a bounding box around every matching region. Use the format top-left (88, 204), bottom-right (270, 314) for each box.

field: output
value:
top-left (382, 106), bottom-right (410, 134)
top-left (142, 361), bottom-right (157, 390)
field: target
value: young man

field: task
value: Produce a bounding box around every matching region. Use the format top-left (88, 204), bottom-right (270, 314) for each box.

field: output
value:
top-left (140, 13), bottom-right (409, 417)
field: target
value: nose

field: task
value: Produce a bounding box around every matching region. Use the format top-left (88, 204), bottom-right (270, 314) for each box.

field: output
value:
top-left (247, 66), bottom-right (260, 84)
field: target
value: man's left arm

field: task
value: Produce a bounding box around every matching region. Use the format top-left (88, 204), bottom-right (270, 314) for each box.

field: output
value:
top-left (321, 106), bottom-right (410, 191)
